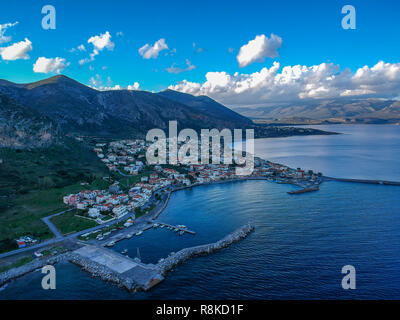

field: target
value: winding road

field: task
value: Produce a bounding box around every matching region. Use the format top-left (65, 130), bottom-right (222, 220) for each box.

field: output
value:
top-left (0, 187), bottom-right (171, 260)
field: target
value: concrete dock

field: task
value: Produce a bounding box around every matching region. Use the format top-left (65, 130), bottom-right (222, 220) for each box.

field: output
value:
top-left (71, 245), bottom-right (163, 291)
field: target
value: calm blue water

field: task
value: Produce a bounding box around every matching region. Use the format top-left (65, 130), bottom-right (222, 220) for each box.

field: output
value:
top-left (252, 124), bottom-right (400, 181)
top-left (1, 124), bottom-right (400, 299)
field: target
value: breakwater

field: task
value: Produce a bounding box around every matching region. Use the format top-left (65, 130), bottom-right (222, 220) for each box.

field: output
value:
top-left (157, 223), bottom-right (255, 275)
top-left (324, 176), bottom-right (400, 186)
top-left (0, 253), bottom-right (70, 287)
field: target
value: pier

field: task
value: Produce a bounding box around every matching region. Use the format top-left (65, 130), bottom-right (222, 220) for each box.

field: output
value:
top-left (323, 176), bottom-right (400, 186)
top-left (288, 186), bottom-right (319, 194)
top-left (156, 223), bottom-right (196, 235)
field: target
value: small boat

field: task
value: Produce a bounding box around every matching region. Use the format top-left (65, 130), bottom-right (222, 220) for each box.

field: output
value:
top-left (135, 231), bottom-right (143, 236)
top-left (179, 231), bottom-right (185, 236)
top-left (98, 236), bottom-right (104, 241)
top-left (174, 228), bottom-right (179, 233)
top-left (177, 225), bottom-right (186, 229)
top-left (105, 241), bottom-right (115, 247)
top-left (153, 223), bottom-right (159, 228)
top-left (160, 225), bottom-right (165, 229)
top-left (121, 249), bottom-right (128, 254)
top-left (126, 233), bottom-right (133, 239)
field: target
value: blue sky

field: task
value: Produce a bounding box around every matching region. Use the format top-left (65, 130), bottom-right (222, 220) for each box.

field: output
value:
top-left (1, 0), bottom-right (400, 106)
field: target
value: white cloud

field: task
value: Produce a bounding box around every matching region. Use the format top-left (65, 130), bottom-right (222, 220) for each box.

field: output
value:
top-left (88, 31), bottom-right (114, 51)
top-left (127, 82), bottom-right (140, 90)
top-left (0, 21), bottom-right (18, 44)
top-left (33, 57), bottom-right (68, 74)
top-left (0, 38), bottom-right (32, 60)
top-left (80, 31), bottom-right (114, 65)
top-left (237, 34), bottom-right (282, 68)
top-left (77, 44), bottom-right (86, 51)
top-left (79, 50), bottom-right (98, 66)
top-left (138, 38), bottom-right (168, 59)
top-left (89, 74), bottom-right (139, 91)
top-left (168, 60), bottom-right (400, 107)
top-left (166, 59), bottom-right (195, 74)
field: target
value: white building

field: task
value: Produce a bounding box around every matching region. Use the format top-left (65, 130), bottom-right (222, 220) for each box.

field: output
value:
top-left (88, 207), bottom-right (100, 218)
top-left (76, 202), bottom-right (88, 210)
top-left (112, 205), bottom-right (128, 218)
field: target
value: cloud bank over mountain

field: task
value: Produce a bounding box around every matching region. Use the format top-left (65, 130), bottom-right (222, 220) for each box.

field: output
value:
top-left (169, 60), bottom-right (400, 107)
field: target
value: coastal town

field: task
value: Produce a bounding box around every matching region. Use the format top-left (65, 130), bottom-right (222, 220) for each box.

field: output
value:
top-left (1, 138), bottom-right (324, 291)
top-left (60, 139), bottom-right (323, 236)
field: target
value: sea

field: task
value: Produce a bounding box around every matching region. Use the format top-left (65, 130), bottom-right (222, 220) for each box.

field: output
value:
top-left (1, 124), bottom-right (400, 299)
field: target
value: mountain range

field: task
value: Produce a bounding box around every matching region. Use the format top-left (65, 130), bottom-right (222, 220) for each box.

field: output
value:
top-left (232, 99), bottom-right (400, 124)
top-left (0, 75), bottom-right (333, 148)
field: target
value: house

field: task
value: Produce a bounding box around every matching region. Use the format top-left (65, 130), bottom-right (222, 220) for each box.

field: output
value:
top-left (80, 190), bottom-right (97, 200)
top-left (119, 194), bottom-right (129, 203)
top-left (101, 203), bottom-right (113, 212)
top-left (108, 195), bottom-right (120, 205)
top-left (88, 207), bottom-right (100, 218)
top-left (96, 194), bottom-right (107, 204)
top-left (112, 205), bottom-right (128, 218)
top-left (130, 186), bottom-right (141, 193)
top-left (16, 241), bottom-right (26, 248)
top-left (63, 194), bottom-right (78, 206)
top-left (76, 202), bottom-right (88, 210)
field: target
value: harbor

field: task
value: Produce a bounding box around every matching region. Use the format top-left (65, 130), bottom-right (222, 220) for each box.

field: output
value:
top-left (69, 224), bottom-right (254, 291)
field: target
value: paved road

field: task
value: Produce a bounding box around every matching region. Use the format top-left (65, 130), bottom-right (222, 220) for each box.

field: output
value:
top-left (116, 169), bottom-right (131, 177)
top-left (41, 209), bottom-right (73, 239)
top-left (0, 184), bottom-right (177, 260)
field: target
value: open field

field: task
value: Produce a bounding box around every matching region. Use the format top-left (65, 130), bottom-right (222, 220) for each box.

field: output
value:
top-left (50, 211), bottom-right (98, 235)
top-left (0, 139), bottom-right (109, 253)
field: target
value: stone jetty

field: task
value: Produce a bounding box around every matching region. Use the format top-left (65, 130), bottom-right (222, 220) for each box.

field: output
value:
top-left (69, 223), bottom-right (255, 291)
top-left (0, 252), bottom-right (70, 287)
top-left (157, 223), bottom-right (255, 275)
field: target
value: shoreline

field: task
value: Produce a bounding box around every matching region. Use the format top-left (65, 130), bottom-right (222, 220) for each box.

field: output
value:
top-left (1, 170), bottom-right (399, 288)
top-left (0, 252), bottom-right (71, 287)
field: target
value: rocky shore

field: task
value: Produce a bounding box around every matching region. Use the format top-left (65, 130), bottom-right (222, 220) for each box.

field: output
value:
top-left (0, 252), bottom-right (70, 287)
top-left (158, 223), bottom-right (255, 275)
